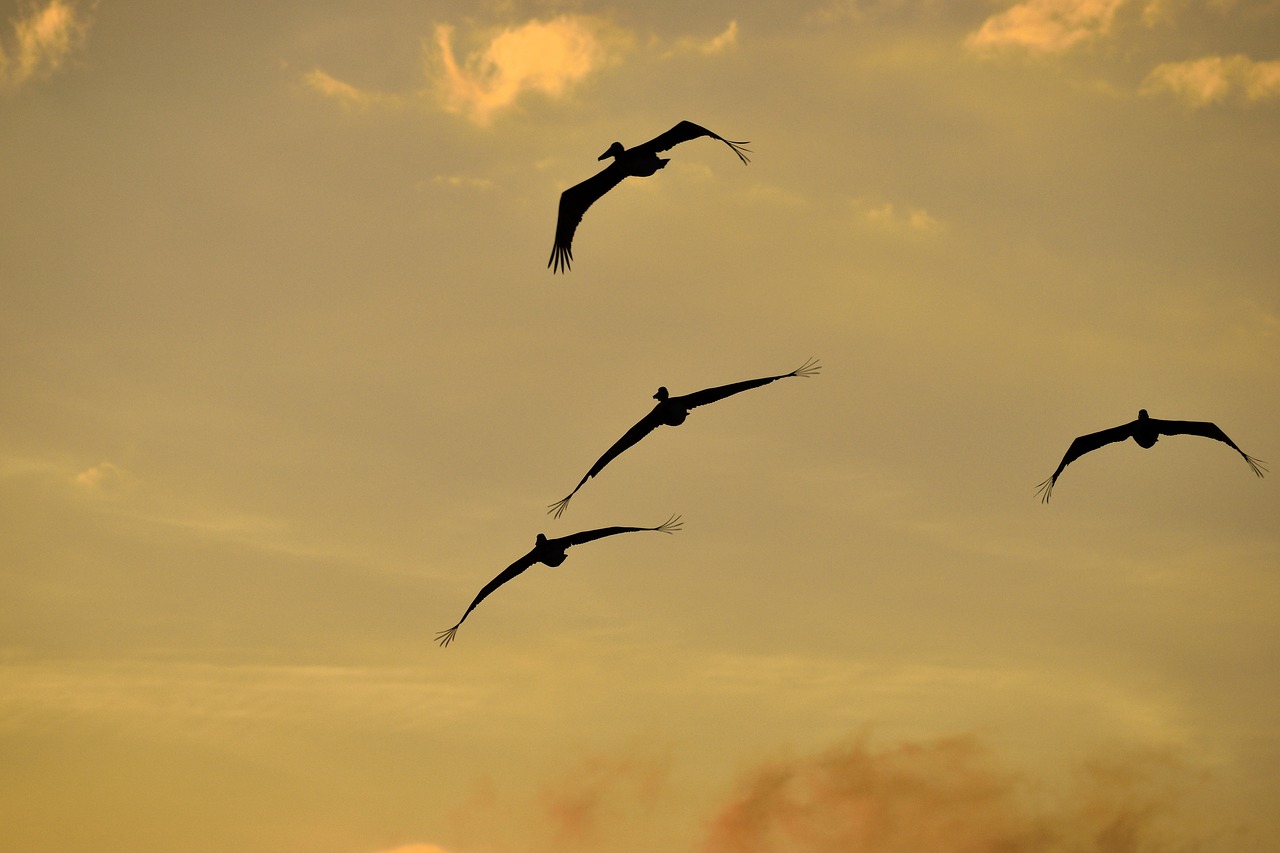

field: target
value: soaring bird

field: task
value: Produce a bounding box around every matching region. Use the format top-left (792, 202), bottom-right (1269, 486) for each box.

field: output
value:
top-left (434, 515), bottom-right (682, 647)
top-left (548, 120), bottom-right (750, 273)
top-left (548, 358), bottom-right (821, 518)
top-left (1036, 409), bottom-right (1266, 502)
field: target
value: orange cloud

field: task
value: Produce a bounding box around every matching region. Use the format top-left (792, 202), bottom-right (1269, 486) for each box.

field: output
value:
top-left (1141, 54), bottom-right (1280, 106)
top-left (435, 736), bottom-right (1208, 852)
top-left (302, 68), bottom-right (400, 110)
top-left (0, 0), bottom-right (88, 92)
top-left (966, 0), bottom-right (1126, 54)
top-left (702, 736), bottom-right (1201, 853)
top-left (433, 16), bottom-right (613, 125)
top-left (73, 461), bottom-right (125, 491)
top-left (671, 20), bottom-right (739, 56)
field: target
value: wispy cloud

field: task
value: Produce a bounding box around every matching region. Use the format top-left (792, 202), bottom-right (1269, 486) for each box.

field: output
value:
top-left (433, 16), bottom-right (615, 125)
top-left (966, 0), bottom-right (1127, 54)
top-left (303, 68), bottom-right (396, 110)
top-left (1141, 54), bottom-right (1280, 106)
top-left (72, 460), bottom-right (126, 491)
top-left (704, 736), bottom-right (1201, 853)
top-left (853, 198), bottom-right (946, 234)
top-left (672, 20), bottom-right (739, 56)
top-left (430, 174), bottom-right (494, 191)
top-left (0, 0), bottom-right (89, 92)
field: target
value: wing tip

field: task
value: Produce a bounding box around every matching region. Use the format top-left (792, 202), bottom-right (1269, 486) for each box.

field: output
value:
top-left (548, 243), bottom-right (573, 274)
top-left (435, 624), bottom-right (460, 648)
top-left (1035, 476), bottom-right (1055, 503)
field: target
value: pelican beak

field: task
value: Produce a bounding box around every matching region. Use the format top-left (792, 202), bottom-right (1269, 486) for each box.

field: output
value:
top-left (598, 149), bottom-right (611, 161)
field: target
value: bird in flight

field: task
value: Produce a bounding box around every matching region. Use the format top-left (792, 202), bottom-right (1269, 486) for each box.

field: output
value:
top-left (548, 358), bottom-right (821, 518)
top-left (434, 515), bottom-right (682, 647)
top-left (548, 120), bottom-right (750, 273)
top-left (1036, 409), bottom-right (1266, 502)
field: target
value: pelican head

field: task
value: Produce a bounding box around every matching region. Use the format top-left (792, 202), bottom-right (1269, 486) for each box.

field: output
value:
top-left (1138, 409), bottom-right (1149, 420)
top-left (535, 533), bottom-right (548, 545)
top-left (653, 386), bottom-right (670, 401)
top-left (599, 141), bottom-right (626, 161)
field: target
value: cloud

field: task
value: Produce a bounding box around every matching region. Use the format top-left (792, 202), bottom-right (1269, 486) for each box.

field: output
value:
top-left (303, 68), bottom-right (396, 109)
top-left (433, 16), bottom-right (613, 125)
top-left (966, 0), bottom-right (1127, 54)
top-left (1141, 54), bottom-right (1280, 106)
top-left (430, 174), bottom-right (494, 191)
top-left (432, 734), bottom-right (1208, 851)
top-left (0, 0), bottom-right (89, 92)
top-left (853, 198), bottom-right (946, 234)
top-left (72, 460), bottom-right (125, 491)
top-left (702, 735), bottom-right (1201, 853)
top-left (371, 845), bottom-right (455, 853)
top-left (672, 20), bottom-right (739, 56)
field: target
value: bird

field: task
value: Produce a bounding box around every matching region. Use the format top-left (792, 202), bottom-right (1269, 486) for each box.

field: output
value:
top-left (434, 515), bottom-right (682, 647)
top-left (1036, 409), bottom-right (1266, 502)
top-left (548, 120), bottom-right (750, 273)
top-left (548, 358), bottom-right (821, 518)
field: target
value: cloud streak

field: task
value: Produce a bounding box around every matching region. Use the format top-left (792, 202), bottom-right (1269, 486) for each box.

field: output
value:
top-left (671, 20), bottom-right (739, 56)
top-left (1141, 54), bottom-right (1280, 106)
top-left (0, 0), bottom-right (88, 92)
top-left (303, 68), bottom-right (397, 109)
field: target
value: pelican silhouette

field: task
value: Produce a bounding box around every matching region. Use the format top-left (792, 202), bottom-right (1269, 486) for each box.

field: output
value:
top-left (1036, 409), bottom-right (1266, 502)
top-left (548, 120), bottom-right (750, 273)
top-left (548, 359), bottom-right (821, 518)
top-left (434, 515), bottom-right (682, 647)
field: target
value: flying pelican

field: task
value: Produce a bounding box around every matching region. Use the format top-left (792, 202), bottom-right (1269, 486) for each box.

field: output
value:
top-left (1036, 409), bottom-right (1266, 502)
top-left (548, 358), bottom-right (821, 518)
top-left (434, 515), bottom-right (682, 647)
top-left (548, 120), bottom-right (751, 273)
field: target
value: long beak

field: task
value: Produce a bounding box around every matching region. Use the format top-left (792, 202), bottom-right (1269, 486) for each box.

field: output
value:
top-left (598, 150), bottom-right (611, 161)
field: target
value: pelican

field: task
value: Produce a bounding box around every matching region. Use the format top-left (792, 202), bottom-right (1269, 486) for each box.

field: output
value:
top-left (548, 120), bottom-right (750, 273)
top-left (434, 515), bottom-right (682, 647)
top-left (1036, 409), bottom-right (1266, 502)
top-left (548, 358), bottom-right (821, 518)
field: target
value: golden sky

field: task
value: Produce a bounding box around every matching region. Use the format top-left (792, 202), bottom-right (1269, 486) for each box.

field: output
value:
top-left (2, 1), bottom-right (1278, 851)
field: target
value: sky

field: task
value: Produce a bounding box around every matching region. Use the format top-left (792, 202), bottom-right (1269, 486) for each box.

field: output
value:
top-left (1, 0), bottom-right (1278, 850)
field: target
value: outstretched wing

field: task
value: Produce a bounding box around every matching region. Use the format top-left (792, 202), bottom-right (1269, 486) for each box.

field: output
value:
top-left (676, 358), bottom-right (821, 411)
top-left (548, 407), bottom-right (665, 518)
top-left (1036, 421), bottom-right (1135, 503)
top-left (636, 120), bottom-right (751, 165)
top-left (548, 163), bottom-right (628, 273)
top-left (555, 514), bottom-right (684, 548)
top-left (435, 550), bottom-right (539, 648)
top-left (1152, 419), bottom-right (1268, 477)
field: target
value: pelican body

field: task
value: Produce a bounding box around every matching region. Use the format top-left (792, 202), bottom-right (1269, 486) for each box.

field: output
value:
top-left (1036, 409), bottom-right (1265, 502)
top-left (548, 359), bottom-right (821, 518)
top-left (434, 515), bottom-right (682, 647)
top-left (548, 120), bottom-right (751, 273)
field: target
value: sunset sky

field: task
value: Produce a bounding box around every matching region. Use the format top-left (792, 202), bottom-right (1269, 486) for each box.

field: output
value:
top-left (2, 1), bottom-right (1278, 850)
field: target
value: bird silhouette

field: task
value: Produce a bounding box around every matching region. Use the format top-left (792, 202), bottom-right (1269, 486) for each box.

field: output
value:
top-left (548, 120), bottom-right (750, 273)
top-left (1036, 409), bottom-right (1266, 502)
top-left (548, 359), bottom-right (821, 518)
top-left (434, 514), bottom-right (683, 647)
